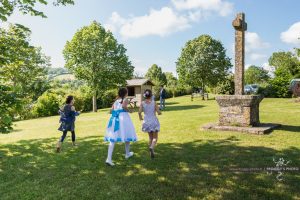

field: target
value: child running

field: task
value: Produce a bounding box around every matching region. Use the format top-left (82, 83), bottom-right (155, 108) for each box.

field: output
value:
top-left (138, 89), bottom-right (161, 159)
top-left (104, 88), bottom-right (137, 166)
top-left (57, 95), bottom-right (80, 152)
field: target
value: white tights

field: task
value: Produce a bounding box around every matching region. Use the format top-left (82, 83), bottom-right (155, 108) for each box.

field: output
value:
top-left (106, 142), bottom-right (130, 162)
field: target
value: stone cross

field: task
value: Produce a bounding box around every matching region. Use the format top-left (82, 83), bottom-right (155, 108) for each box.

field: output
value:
top-left (232, 13), bottom-right (247, 95)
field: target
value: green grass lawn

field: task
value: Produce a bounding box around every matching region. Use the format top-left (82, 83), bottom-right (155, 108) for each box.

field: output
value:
top-left (0, 96), bottom-right (300, 200)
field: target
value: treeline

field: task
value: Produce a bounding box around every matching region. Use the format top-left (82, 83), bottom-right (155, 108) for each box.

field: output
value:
top-left (211, 50), bottom-right (300, 97)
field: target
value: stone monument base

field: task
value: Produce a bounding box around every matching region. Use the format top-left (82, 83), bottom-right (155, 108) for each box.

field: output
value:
top-left (202, 123), bottom-right (281, 135)
top-left (217, 95), bottom-right (263, 126)
top-left (202, 95), bottom-right (280, 134)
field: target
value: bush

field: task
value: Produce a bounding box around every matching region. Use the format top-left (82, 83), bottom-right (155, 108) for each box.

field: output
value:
top-left (32, 91), bottom-right (61, 117)
top-left (72, 86), bottom-right (93, 112)
top-left (257, 77), bottom-right (292, 98)
top-left (151, 85), bottom-right (192, 100)
top-left (98, 89), bottom-right (118, 108)
top-left (214, 75), bottom-right (234, 95)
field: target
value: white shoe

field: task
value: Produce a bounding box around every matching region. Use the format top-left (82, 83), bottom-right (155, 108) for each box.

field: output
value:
top-left (125, 152), bottom-right (134, 159)
top-left (105, 160), bottom-right (115, 166)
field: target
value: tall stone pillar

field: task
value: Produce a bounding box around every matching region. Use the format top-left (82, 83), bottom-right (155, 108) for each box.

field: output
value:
top-left (233, 13), bottom-right (247, 95)
top-left (203, 13), bottom-right (280, 134)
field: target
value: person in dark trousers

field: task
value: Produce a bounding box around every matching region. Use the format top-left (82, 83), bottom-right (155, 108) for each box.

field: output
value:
top-left (56, 95), bottom-right (80, 153)
top-left (159, 85), bottom-right (166, 110)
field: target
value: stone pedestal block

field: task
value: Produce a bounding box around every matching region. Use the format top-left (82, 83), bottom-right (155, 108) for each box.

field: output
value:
top-left (216, 95), bottom-right (263, 127)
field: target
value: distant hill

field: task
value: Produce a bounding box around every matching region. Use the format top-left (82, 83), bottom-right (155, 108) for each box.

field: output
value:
top-left (53, 73), bottom-right (76, 81)
top-left (47, 67), bottom-right (69, 76)
top-left (47, 67), bottom-right (76, 81)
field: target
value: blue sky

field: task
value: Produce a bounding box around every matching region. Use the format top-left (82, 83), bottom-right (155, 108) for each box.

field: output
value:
top-left (2, 0), bottom-right (300, 75)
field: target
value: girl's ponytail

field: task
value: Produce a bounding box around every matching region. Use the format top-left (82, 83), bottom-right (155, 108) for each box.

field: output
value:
top-left (118, 88), bottom-right (128, 104)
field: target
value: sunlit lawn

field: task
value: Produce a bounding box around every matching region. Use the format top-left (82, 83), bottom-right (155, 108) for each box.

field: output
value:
top-left (0, 96), bottom-right (300, 200)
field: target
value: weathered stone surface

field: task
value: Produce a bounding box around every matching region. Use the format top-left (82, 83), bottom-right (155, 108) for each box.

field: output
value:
top-left (216, 95), bottom-right (263, 127)
top-left (203, 123), bottom-right (281, 135)
top-left (233, 13), bottom-right (247, 95)
top-left (203, 13), bottom-right (280, 134)
top-left (292, 82), bottom-right (300, 97)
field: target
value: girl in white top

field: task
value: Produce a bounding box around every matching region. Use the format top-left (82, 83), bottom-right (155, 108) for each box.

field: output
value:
top-left (105, 88), bottom-right (137, 166)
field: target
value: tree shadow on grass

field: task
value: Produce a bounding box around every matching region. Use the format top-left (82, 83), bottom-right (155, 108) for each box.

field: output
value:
top-left (0, 136), bottom-right (299, 200)
top-left (163, 102), bottom-right (180, 106)
top-left (277, 125), bottom-right (300, 133)
top-left (162, 105), bottom-right (205, 112)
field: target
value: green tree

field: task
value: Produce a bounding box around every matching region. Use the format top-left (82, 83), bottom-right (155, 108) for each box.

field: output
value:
top-left (262, 51), bottom-right (299, 98)
top-left (176, 35), bottom-right (232, 97)
top-left (269, 51), bottom-right (300, 78)
top-left (0, 25), bottom-right (49, 100)
top-left (0, 0), bottom-right (74, 21)
top-left (145, 64), bottom-right (167, 86)
top-left (63, 21), bottom-right (134, 112)
top-left (0, 25), bottom-right (49, 129)
top-left (0, 84), bottom-right (20, 133)
top-left (165, 72), bottom-right (177, 97)
top-left (245, 65), bottom-right (270, 84)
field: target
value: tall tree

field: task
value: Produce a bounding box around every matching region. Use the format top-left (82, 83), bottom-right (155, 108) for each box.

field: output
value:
top-left (145, 64), bottom-right (167, 86)
top-left (0, 85), bottom-right (20, 133)
top-left (0, 0), bottom-right (74, 21)
top-left (269, 51), bottom-right (300, 78)
top-left (0, 25), bottom-right (49, 99)
top-left (176, 35), bottom-right (232, 94)
top-left (0, 25), bottom-right (48, 132)
top-left (165, 72), bottom-right (177, 97)
top-left (63, 21), bottom-right (134, 112)
top-left (245, 65), bottom-right (270, 84)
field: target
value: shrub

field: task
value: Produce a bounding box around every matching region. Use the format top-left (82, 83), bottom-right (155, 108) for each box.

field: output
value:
top-left (99, 89), bottom-right (118, 108)
top-left (72, 86), bottom-right (93, 112)
top-left (214, 75), bottom-right (234, 95)
top-left (257, 77), bottom-right (292, 98)
top-left (32, 91), bottom-right (61, 117)
top-left (151, 85), bottom-right (192, 100)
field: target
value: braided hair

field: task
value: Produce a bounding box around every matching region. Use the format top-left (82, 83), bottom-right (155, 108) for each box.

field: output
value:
top-left (118, 88), bottom-right (128, 104)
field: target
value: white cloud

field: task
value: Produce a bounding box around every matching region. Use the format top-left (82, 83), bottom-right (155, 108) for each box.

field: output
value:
top-left (105, 7), bottom-right (190, 39)
top-left (280, 22), bottom-right (300, 45)
top-left (262, 62), bottom-right (274, 72)
top-left (246, 32), bottom-right (270, 52)
top-left (249, 53), bottom-right (267, 61)
top-left (104, 12), bottom-right (126, 33)
top-left (244, 32), bottom-right (270, 62)
top-left (262, 62), bottom-right (275, 77)
top-left (245, 64), bottom-right (252, 69)
top-left (188, 10), bottom-right (203, 22)
top-left (171, 0), bottom-right (234, 16)
top-left (105, 0), bottom-right (235, 39)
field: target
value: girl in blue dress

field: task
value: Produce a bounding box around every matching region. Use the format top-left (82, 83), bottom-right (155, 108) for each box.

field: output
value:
top-left (105, 88), bottom-right (137, 166)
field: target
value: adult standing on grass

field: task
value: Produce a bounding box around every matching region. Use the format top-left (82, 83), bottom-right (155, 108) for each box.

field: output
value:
top-left (159, 85), bottom-right (166, 110)
top-left (56, 96), bottom-right (80, 153)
